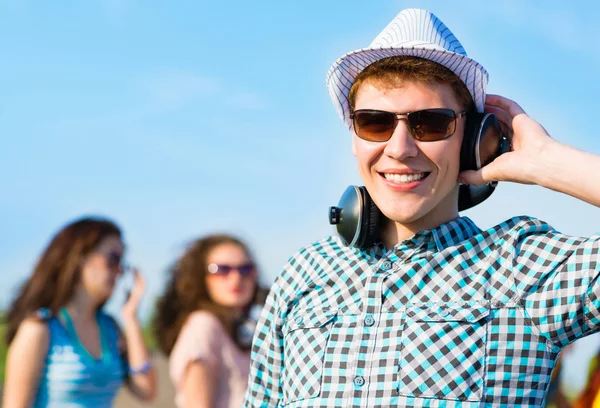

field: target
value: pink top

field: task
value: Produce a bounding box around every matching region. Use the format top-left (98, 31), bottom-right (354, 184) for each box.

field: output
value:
top-left (169, 311), bottom-right (251, 408)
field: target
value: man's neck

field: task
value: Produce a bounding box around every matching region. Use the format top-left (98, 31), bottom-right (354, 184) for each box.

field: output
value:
top-left (381, 207), bottom-right (459, 250)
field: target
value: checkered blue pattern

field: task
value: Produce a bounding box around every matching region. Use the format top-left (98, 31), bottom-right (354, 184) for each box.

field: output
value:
top-left (242, 216), bottom-right (600, 407)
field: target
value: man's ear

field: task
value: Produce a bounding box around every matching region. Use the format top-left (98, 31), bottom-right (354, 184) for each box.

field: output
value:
top-left (351, 132), bottom-right (357, 156)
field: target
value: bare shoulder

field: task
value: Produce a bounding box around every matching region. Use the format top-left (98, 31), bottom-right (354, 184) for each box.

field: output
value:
top-left (9, 317), bottom-right (50, 357)
top-left (15, 317), bottom-right (50, 343)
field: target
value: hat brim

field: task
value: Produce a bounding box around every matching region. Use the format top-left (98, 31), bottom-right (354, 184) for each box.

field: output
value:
top-left (326, 46), bottom-right (489, 128)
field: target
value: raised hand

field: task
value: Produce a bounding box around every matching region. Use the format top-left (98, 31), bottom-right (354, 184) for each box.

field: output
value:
top-left (121, 268), bottom-right (145, 323)
top-left (459, 94), bottom-right (556, 186)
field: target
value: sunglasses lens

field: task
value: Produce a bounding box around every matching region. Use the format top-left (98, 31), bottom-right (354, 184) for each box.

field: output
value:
top-left (208, 263), bottom-right (255, 276)
top-left (238, 264), bottom-right (256, 276)
top-left (353, 110), bottom-right (396, 142)
top-left (408, 109), bottom-right (456, 141)
top-left (107, 252), bottom-right (122, 268)
top-left (213, 264), bottom-right (233, 275)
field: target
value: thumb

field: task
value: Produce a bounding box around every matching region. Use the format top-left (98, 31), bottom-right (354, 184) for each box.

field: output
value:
top-left (458, 168), bottom-right (491, 186)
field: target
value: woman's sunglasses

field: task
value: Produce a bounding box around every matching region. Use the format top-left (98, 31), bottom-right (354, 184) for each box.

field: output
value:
top-left (350, 108), bottom-right (468, 142)
top-left (207, 263), bottom-right (256, 277)
top-left (101, 250), bottom-right (130, 273)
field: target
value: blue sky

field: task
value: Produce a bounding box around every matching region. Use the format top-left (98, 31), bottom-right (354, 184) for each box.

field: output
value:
top-left (1, 0), bottom-right (599, 391)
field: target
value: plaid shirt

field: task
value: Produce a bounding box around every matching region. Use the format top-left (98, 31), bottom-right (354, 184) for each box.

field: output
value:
top-left (243, 216), bottom-right (600, 407)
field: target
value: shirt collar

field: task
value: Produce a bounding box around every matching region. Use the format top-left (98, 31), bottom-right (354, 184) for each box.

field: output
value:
top-left (431, 216), bottom-right (481, 251)
top-left (376, 216), bottom-right (481, 256)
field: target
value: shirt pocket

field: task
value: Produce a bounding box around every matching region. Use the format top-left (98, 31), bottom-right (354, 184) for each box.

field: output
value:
top-left (397, 304), bottom-right (489, 402)
top-left (281, 310), bottom-right (336, 405)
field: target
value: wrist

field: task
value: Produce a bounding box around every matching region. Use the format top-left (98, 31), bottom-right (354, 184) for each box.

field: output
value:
top-left (122, 315), bottom-right (140, 329)
top-left (129, 360), bottom-right (152, 376)
top-left (526, 138), bottom-right (564, 188)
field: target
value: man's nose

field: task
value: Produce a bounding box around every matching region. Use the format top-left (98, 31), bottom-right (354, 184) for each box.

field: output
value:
top-left (383, 120), bottom-right (419, 160)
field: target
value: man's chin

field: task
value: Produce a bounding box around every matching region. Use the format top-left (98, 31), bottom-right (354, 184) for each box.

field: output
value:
top-left (380, 207), bottom-right (427, 226)
top-left (377, 196), bottom-right (430, 220)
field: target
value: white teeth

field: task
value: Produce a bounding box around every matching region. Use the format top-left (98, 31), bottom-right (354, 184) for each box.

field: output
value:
top-left (383, 173), bottom-right (426, 183)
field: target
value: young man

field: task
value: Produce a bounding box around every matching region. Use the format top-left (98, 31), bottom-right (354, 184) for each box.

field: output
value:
top-left (243, 9), bottom-right (600, 408)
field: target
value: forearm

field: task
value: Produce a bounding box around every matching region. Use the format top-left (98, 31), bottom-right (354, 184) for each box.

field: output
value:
top-left (123, 318), bottom-right (157, 401)
top-left (535, 140), bottom-right (600, 207)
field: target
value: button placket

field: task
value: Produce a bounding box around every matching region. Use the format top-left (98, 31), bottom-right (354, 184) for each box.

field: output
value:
top-left (351, 269), bottom-right (383, 401)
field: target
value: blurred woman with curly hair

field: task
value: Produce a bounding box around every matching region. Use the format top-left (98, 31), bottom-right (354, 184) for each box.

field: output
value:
top-left (153, 234), bottom-right (263, 408)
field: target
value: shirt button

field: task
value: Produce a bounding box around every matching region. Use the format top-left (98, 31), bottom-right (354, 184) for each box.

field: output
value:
top-left (354, 376), bottom-right (365, 387)
top-left (364, 315), bottom-right (375, 327)
top-left (295, 316), bottom-right (303, 325)
top-left (381, 260), bottom-right (392, 271)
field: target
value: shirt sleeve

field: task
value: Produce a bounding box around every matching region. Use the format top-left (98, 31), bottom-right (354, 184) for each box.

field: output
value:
top-left (242, 278), bottom-right (285, 408)
top-left (169, 311), bottom-right (223, 390)
top-left (511, 218), bottom-right (600, 347)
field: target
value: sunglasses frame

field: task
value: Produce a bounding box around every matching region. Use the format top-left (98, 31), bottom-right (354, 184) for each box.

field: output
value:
top-left (97, 249), bottom-right (130, 274)
top-left (207, 262), bottom-right (256, 277)
top-left (350, 108), bottom-right (468, 142)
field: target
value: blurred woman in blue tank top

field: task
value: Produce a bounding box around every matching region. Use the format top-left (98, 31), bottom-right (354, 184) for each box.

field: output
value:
top-left (2, 217), bottom-right (157, 407)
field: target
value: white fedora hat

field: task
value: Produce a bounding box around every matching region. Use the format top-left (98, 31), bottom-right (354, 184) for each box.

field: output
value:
top-left (326, 8), bottom-right (489, 128)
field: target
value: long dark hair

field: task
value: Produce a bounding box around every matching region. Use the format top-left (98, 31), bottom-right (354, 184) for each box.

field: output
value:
top-left (5, 216), bottom-right (122, 345)
top-left (153, 234), bottom-right (262, 355)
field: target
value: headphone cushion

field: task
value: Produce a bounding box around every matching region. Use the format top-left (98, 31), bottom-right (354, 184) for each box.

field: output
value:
top-left (460, 112), bottom-right (486, 172)
top-left (359, 187), bottom-right (381, 248)
top-left (459, 112), bottom-right (506, 211)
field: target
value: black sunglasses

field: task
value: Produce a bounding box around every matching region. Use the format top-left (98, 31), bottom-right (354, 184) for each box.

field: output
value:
top-left (103, 251), bottom-right (127, 271)
top-left (350, 108), bottom-right (467, 142)
top-left (207, 263), bottom-right (256, 277)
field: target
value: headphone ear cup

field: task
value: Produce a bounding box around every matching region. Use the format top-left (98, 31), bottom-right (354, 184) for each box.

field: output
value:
top-left (477, 113), bottom-right (506, 169)
top-left (358, 186), bottom-right (381, 248)
top-left (461, 112), bottom-right (505, 171)
top-left (460, 112), bottom-right (485, 172)
top-left (459, 112), bottom-right (507, 211)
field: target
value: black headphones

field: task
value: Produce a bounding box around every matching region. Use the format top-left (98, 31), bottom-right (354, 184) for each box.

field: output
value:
top-left (328, 112), bottom-right (510, 248)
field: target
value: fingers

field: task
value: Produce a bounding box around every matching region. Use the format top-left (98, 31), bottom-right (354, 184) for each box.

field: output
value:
top-left (458, 169), bottom-right (488, 186)
top-left (132, 267), bottom-right (145, 286)
top-left (458, 160), bottom-right (501, 186)
top-left (485, 94), bottom-right (526, 118)
top-left (127, 268), bottom-right (145, 300)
